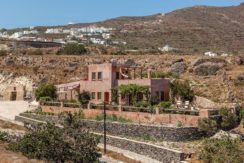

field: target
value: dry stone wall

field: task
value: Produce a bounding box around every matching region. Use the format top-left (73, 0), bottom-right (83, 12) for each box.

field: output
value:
top-left (18, 113), bottom-right (204, 141)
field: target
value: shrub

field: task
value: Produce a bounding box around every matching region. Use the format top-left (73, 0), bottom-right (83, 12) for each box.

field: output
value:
top-left (58, 43), bottom-right (87, 55)
top-left (170, 80), bottom-right (194, 102)
top-left (39, 96), bottom-right (52, 102)
top-left (35, 83), bottom-right (57, 101)
top-left (95, 114), bottom-right (131, 123)
top-left (27, 49), bottom-right (43, 55)
top-left (133, 101), bottom-right (151, 108)
top-left (0, 50), bottom-right (7, 56)
top-left (158, 101), bottom-right (171, 109)
top-left (198, 118), bottom-right (217, 136)
top-left (111, 50), bottom-right (127, 55)
top-left (8, 115), bottom-right (100, 162)
top-left (239, 108), bottom-right (244, 127)
top-left (219, 108), bottom-right (238, 130)
top-left (199, 136), bottom-right (243, 163)
top-left (0, 132), bottom-right (8, 142)
top-left (176, 121), bottom-right (183, 127)
top-left (77, 91), bottom-right (91, 105)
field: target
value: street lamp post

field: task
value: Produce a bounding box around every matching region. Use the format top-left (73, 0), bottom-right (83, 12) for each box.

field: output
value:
top-left (103, 101), bottom-right (107, 154)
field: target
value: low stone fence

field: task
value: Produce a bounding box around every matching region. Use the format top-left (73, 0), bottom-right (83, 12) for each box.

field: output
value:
top-left (41, 105), bottom-right (212, 126)
top-left (17, 113), bottom-right (204, 141)
top-left (15, 115), bottom-right (191, 162)
top-left (99, 134), bottom-right (190, 163)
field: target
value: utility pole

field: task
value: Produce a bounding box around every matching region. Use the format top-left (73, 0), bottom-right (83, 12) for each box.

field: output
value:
top-left (103, 101), bottom-right (107, 154)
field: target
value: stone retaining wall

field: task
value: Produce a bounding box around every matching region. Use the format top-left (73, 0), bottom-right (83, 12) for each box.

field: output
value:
top-left (15, 115), bottom-right (191, 163)
top-left (18, 113), bottom-right (204, 141)
top-left (100, 134), bottom-right (189, 163)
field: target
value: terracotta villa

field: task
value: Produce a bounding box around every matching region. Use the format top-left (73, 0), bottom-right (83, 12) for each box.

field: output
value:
top-left (57, 62), bottom-right (170, 105)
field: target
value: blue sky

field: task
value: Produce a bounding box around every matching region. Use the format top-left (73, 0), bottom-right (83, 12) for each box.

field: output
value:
top-left (0, 0), bottom-right (243, 29)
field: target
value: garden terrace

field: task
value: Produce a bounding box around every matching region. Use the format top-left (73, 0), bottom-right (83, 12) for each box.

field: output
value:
top-left (40, 101), bottom-right (218, 126)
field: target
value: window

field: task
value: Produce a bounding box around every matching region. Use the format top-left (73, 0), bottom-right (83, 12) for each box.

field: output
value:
top-left (98, 72), bottom-right (103, 80)
top-left (97, 92), bottom-right (102, 100)
top-left (91, 92), bottom-right (95, 99)
top-left (160, 91), bottom-right (165, 101)
top-left (116, 72), bottom-right (120, 79)
top-left (92, 72), bottom-right (96, 81)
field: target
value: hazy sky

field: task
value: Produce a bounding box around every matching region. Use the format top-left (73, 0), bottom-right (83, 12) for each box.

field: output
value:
top-left (0, 0), bottom-right (243, 29)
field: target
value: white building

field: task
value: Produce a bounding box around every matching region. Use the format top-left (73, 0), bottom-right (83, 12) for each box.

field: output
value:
top-left (45, 28), bottom-right (62, 34)
top-left (10, 32), bottom-right (24, 39)
top-left (204, 51), bottom-right (217, 57)
top-left (158, 45), bottom-right (177, 52)
top-left (102, 33), bottom-right (110, 39)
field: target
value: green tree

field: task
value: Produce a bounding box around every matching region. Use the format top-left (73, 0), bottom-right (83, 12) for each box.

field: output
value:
top-left (59, 43), bottom-right (87, 55)
top-left (8, 114), bottom-right (101, 163)
top-left (170, 80), bottom-right (194, 102)
top-left (35, 83), bottom-right (57, 101)
top-left (199, 136), bottom-right (243, 163)
top-left (77, 91), bottom-right (91, 105)
top-left (219, 108), bottom-right (238, 130)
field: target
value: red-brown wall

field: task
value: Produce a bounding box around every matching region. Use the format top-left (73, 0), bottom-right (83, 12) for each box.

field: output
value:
top-left (41, 105), bottom-right (200, 126)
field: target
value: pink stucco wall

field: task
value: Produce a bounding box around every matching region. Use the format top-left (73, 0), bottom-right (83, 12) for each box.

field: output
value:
top-left (77, 63), bottom-right (170, 104)
top-left (41, 105), bottom-right (200, 126)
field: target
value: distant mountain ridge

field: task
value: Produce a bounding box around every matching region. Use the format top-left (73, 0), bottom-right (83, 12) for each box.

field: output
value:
top-left (96, 3), bottom-right (244, 53)
top-left (5, 3), bottom-right (244, 54)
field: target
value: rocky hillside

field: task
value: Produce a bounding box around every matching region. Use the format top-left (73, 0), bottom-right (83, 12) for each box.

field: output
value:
top-left (96, 3), bottom-right (244, 53)
top-left (0, 53), bottom-right (243, 105)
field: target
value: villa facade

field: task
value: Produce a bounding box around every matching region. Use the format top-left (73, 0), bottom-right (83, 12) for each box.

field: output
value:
top-left (57, 62), bottom-right (170, 105)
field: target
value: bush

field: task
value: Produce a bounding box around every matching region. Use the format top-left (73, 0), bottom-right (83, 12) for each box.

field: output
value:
top-left (35, 83), bottom-right (57, 101)
top-left (77, 91), bottom-right (90, 105)
top-left (8, 115), bottom-right (101, 162)
top-left (170, 80), bottom-right (194, 102)
top-left (239, 108), bottom-right (244, 127)
top-left (27, 49), bottom-right (43, 55)
top-left (133, 101), bottom-right (151, 108)
top-left (176, 121), bottom-right (183, 127)
top-left (95, 114), bottom-right (131, 123)
top-left (111, 50), bottom-right (127, 55)
top-left (58, 43), bottom-right (87, 55)
top-left (198, 118), bottom-right (217, 136)
top-left (158, 101), bottom-right (171, 109)
top-left (199, 136), bottom-right (243, 163)
top-left (0, 132), bottom-right (8, 142)
top-left (39, 96), bottom-right (52, 102)
top-left (0, 50), bottom-right (7, 56)
top-left (219, 108), bottom-right (238, 130)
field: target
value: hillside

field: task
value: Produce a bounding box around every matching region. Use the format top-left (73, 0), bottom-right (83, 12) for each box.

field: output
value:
top-left (3, 3), bottom-right (244, 54)
top-left (95, 3), bottom-right (244, 53)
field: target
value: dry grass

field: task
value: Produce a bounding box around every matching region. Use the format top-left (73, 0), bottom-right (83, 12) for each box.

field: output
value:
top-left (0, 119), bottom-right (26, 131)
